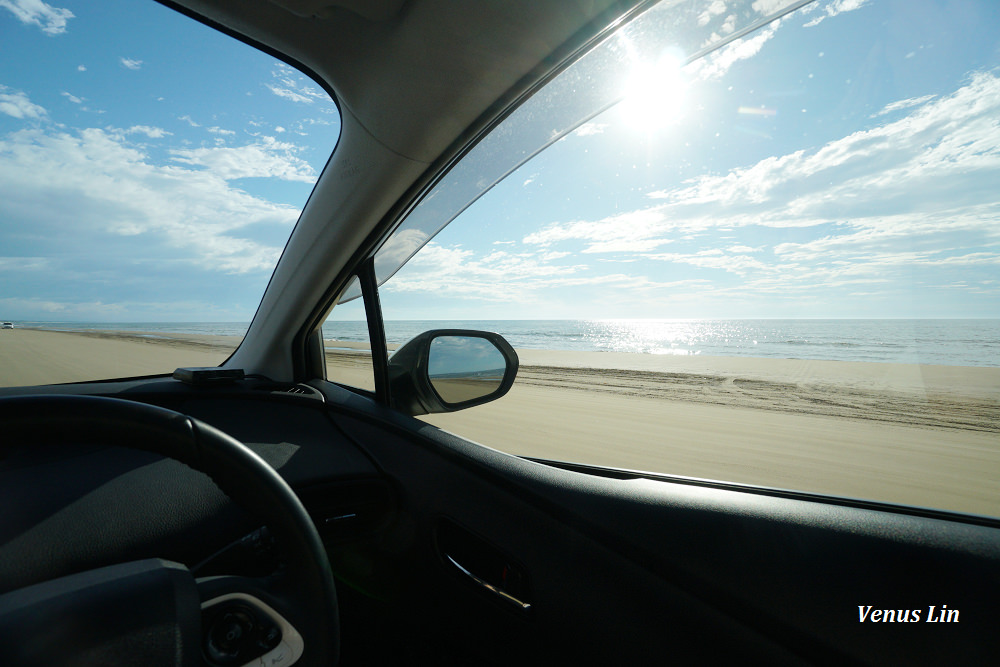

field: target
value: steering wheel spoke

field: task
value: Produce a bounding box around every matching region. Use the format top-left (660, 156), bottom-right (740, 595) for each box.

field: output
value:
top-left (0, 558), bottom-right (202, 667)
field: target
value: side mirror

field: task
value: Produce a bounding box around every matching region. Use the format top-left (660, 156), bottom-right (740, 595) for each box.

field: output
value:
top-left (388, 330), bottom-right (518, 416)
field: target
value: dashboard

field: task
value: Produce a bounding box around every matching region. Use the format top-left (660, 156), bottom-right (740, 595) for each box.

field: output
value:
top-left (0, 379), bottom-right (392, 595)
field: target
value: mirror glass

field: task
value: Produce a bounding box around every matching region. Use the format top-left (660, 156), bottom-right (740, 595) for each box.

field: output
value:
top-left (428, 336), bottom-right (507, 404)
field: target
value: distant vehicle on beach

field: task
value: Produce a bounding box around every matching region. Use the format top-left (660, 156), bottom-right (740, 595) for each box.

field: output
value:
top-left (1, 323), bottom-right (13, 329)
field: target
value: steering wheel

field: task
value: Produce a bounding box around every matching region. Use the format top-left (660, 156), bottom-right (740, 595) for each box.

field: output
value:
top-left (0, 395), bottom-right (339, 667)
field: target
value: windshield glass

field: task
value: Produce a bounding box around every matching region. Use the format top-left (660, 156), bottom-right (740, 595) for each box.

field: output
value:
top-left (369, 0), bottom-right (1000, 518)
top-left (0, 0), bottom-right (338, 386)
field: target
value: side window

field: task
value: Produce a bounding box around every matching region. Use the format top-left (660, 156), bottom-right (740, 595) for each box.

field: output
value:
top-left (378, 0), bottom-right (1000, 519)
top-left (322, 281), bottom-right (376, 392)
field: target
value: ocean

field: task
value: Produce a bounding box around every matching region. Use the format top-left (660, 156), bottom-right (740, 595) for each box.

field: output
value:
top-left (16, 319), bottom-right (1000, 368)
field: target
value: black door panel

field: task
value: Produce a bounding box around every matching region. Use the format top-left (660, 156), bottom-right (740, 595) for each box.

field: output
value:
top-left (323, 387), bottom-right (1000, 664)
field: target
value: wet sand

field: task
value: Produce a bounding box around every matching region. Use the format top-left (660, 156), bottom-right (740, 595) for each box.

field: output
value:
top-left (2, 328), bottom-right (997, 517)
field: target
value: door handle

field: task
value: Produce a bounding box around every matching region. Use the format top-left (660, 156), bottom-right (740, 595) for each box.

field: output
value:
top-left (445, 554), bottom-right (532, 611)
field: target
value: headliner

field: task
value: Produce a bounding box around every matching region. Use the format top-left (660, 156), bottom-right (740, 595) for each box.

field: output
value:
top-left (164, 0), bottom-right (645, 163)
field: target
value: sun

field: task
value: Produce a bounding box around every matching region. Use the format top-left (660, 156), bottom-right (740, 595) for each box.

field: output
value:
top-left (620, 53), bottom-right (688, 131)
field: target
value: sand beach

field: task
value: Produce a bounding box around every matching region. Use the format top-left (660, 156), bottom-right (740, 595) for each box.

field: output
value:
top-left (2, 327), bottom-right (998, 517)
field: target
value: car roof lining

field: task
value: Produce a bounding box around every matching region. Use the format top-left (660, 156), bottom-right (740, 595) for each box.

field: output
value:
top-left (165, 0), bottom-right (637, 163)
top-left (268, 0), bottom-right (409, 22)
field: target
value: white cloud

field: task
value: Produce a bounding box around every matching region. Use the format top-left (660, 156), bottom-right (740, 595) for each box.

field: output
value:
top-left (691, 21), bottom-right (781, 81)
top-left (694, 0), bottom-right (866, 82)
top-left (871, 94), bottom-right (936, 117)
top-left (651, 71), bottom-right (1000, 219)
top-left (0, 127), bottom-right (302, 273)
top-left (0, 87), bottom-right (46, 119)
top-left (525, 207), bottom-right (682, 254)
top-left (772, 208), bottom-right (1000, 263)
top-left (291, 116), bottom-right (338, 131)
top-left (720, 13), bottom-right (737, 35)
top-left (207, 126), bottom-right (236, 136)
top-left (751, 0), bottom-right (795, 14)
top-left (126, 125), bottom-right (170, 139)
top-left (698, 0), bottom-right (727, 27)
top-left (169, 136), bottom-right (315, 182)
top-left (513, 70), bottom-right (1000, 302)
top-left (384, 239), bottom-right (735, 313)
top-left (924, 252), bottom-right (1000, 267)
top-left (644, 248), bottom-right (771, 277)
top-left (692, 0), bottom-right (838, 82)
top-left (375, 228), bottom-right (432, 270)
top-left (267, 85), bottom-right (313, 104)
top-left (61, 91), bottom-right (82, 104)
top-left (77, 64), bottom-right (86, 72)
top-left (0, 256), bottom-right (49, 271)
top-left (178, 115), bottom-right (200, 127)
top-left (266, 65), bottom-right (328, 104)
top-left (0, 295), bottom-right (251, 320)
top-left (0, 296), bottom-right (124, 316)
top-left (120, 57), bottom-right (143, 70)
top-left (574, 122), bottom-right (607, 137)
top-left (0, 0), bottom-right (73, 35)
top-left (383, 242), bottom-right (602, 302)
top-left (803, 0), bottom-right (870, 28)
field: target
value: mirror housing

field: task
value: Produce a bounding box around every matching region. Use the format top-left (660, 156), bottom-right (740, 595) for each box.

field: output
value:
top-left (388, 330), bottom-right (518, 416)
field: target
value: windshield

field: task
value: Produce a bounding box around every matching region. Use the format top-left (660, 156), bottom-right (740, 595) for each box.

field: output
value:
top-left (0, 0), bottom-right (339, 386)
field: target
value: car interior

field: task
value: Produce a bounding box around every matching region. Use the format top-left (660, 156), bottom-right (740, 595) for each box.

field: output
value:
top-left (1, 0), bottom-right (998, 665)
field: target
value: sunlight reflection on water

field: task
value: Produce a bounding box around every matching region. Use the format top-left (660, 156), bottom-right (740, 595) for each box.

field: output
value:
top-left (573, 318), bottom-right (999, 366)
top-left (583, 319), bottom-right (766, 356)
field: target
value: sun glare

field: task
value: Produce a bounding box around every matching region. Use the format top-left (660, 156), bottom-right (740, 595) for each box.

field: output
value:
top-left (620, 53), bottom-right (688, 131)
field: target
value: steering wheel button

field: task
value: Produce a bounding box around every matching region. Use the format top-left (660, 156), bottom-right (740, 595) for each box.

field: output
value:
top-left (208, 614), bottom-right (245, 656)
top-left (259, 624), bottom-right (282, 651)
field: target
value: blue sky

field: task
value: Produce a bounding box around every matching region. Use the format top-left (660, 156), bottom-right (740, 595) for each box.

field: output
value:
top-left (0, 0), bottom-right (338, 321)
top-left (376, 0), bottom-right (1000, 320)
top-left (2, 0), bottom-right (999, 323)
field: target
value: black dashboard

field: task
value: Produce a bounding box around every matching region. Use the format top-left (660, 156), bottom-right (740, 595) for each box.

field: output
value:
top-left (0, 378), bottom-right (393, 595)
